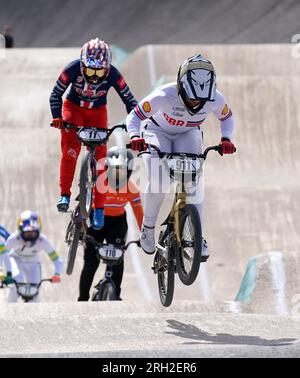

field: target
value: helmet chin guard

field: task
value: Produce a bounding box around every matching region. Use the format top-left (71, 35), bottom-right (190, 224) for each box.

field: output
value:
top-left (177, 55), bottom-right (216, 115)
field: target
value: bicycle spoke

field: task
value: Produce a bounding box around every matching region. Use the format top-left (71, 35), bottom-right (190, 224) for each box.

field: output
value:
top-left (181, 247), bottom-right (193, 262)
top-left (181, 215), bottom-right (195, 272)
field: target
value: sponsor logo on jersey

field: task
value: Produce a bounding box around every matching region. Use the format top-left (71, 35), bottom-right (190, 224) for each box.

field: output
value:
top-left (75, 88), bottom-right (106, 98)
top-left (96, 90), bottom-right (107, 97)
top-left (143, 101), bottom-right (151, 113)
top-left (82, 89), bottom-right (95, 97)
top-left (172, 106), bottom-right (185, 112)
top-left (221, 104), bottom-right (229, 116)
top-left (163, 113), bottom-right (185, 126)
top-left (59, 71), bottom-right (69, 85)
top-left (172, 111), bottom-right (184, 117)
top-left (117, 77), bottom-right (126, 89)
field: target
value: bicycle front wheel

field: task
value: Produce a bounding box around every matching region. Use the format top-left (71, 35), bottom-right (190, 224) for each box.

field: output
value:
top-left (156, 233), bottom-right (175, 307)
top-left (79, 151), bottom-right (94, 219)
top-left (65, 220), bottom-right (81, 275)
top-left (176, 204), bottom-right (202, 286)
top-left (100, 283), bottom-right (117, 301)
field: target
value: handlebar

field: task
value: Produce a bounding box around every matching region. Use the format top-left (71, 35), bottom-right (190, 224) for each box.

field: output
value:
top-left (85, 235), bottom-right (140, 250)
top-left (1, 278), bottom-right (53, 288)
top-left (13, 278), bottom-right (53, 287)
top-left (51, 122), bottom-right (127, 138)
top-left (126, 142), bottom-right (222, 160)
top-left (0, 280), bottom-right (6, 288)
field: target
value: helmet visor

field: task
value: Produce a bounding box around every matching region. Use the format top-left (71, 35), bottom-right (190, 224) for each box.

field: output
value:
top-left (83, 67), bottom-right (107, 78)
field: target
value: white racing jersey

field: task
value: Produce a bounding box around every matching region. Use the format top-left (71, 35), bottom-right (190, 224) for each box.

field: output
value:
top-left (1, 232), bottom-right (63, 274)
top-left (126, 82), bottom-right (234, 138)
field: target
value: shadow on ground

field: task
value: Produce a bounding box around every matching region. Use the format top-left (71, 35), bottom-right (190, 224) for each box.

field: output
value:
top-left (165, 320), bottom-right (297, 347)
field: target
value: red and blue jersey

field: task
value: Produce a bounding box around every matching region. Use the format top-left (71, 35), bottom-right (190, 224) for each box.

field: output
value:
top-left (50, 59), bottom-right (137, 118)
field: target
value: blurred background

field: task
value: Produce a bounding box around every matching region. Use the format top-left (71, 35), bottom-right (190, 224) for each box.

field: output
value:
top-left (1, 0), bottom-right (299, 49)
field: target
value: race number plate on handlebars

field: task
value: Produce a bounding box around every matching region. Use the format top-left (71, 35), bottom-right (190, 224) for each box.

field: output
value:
top-left (78, 128), bottom-right (108, 142)
top-left (98, 245), bottom-right (124, 260)
top-left (17, 284), bottom-right (39, 298)
top-left (167, 157), bottom-right (202, 173)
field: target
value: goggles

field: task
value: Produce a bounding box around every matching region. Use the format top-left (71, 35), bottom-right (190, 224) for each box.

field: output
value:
top-left (83, 67), bottom-right (107, 78)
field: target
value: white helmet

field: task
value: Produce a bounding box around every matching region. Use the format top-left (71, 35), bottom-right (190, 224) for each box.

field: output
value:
top-left (177, 54), bottom-right (216, 115)
top-left (105, 147), bottom-right (134, 189)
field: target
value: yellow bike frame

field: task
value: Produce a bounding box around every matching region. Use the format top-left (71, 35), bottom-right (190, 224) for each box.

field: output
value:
top-left (168, 184), bottom-right (187, 245)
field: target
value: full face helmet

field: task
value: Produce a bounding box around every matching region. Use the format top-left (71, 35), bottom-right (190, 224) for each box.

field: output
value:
top-left (177, 54), bottom-right (217, 115)
top-left (105, 147), bottom-right (134, 190)
top-left (18, 210), bottom-right (41, 246)
top-left (80, 38), bottom-right (112, 87)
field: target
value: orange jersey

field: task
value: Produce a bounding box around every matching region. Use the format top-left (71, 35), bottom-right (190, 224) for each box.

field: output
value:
top-left (104, 180), bottom-right (143, 229)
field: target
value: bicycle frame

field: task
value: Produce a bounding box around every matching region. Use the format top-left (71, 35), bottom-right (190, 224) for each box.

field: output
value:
top-left (137, 143), bottom-right (221, 246)
top-left (65, 202), bottom-right (88, 241)
top-left (86, 237), bottom-right (140, 300)
top-left (65, 123), bottom-right (127, 199)
top-left (62, 122), bottom-right (128, 274)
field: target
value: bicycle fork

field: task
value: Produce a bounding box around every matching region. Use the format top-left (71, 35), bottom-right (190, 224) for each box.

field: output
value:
top-left (172, 190), bottom-right (186, 246)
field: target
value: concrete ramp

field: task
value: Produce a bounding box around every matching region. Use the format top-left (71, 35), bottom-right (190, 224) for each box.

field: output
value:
top-left (237, 251), bottom-right (300, 315)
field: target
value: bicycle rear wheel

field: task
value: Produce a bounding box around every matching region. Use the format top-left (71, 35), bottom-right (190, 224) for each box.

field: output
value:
top-left (155, 232), bottom-right (175, 307)
top-left (65, 220), bottom-right (81, 275)
top-left (79, 151), bottom-right (94, 219)
top-left (176, 204), bottom-right (202, 286)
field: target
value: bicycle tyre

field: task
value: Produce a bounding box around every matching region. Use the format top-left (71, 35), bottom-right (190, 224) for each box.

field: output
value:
top-left (176, 204), bottom-right (202, 286)
top-left (156, 233), bottom-right (175, 307)
top-left (79, 151), bottom-right (93, 219)
top-left (100, 283), bottom-right (116, 301)
top-left (66, 221), bottom-right (81, 275)
top-left (91, 291), bottom-right (100, 301)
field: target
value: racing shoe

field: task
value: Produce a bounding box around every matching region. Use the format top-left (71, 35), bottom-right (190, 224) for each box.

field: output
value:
top-left (140, 224), bottom-right (155, 255)
top-left (92, 208), bottom-right (104, 230)
top-left (57, 195), bottom-right (70, 212)
top-left (201, 238), bottom-right (210, 262)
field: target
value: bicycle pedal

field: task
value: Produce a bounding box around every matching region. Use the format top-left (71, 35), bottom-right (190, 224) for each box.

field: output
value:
top-left (201, 255), bottom-right (209, 263)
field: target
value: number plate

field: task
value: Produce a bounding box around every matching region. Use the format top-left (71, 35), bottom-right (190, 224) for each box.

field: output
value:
top-left (168, 158), bottom-right (201, 173)
top-left (98, 245), bottom-right (124, 260)
top-left (17, 284), bottom-right (38, 297)
top-left (78, 128), bottom-right (108, 142)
